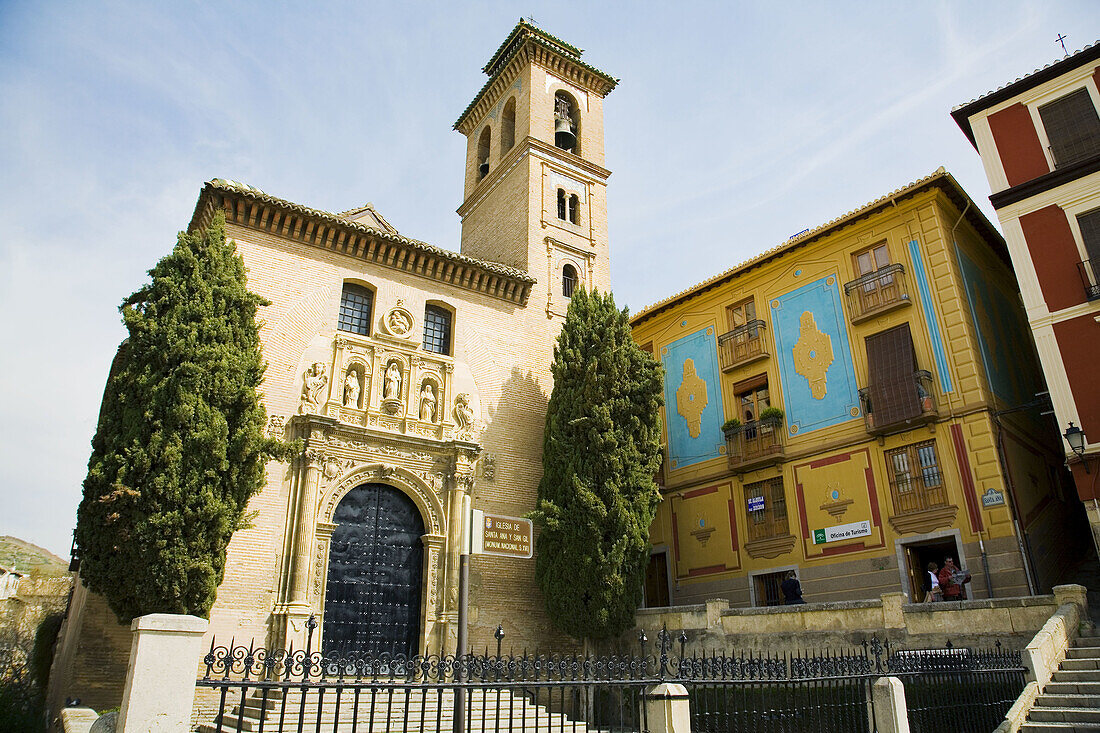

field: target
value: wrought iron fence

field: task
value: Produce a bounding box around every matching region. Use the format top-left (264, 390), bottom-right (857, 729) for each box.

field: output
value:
top-left (195, 625), bottom-right (1024, 733)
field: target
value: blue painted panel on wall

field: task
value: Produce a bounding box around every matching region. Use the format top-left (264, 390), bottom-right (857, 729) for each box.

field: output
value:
top-left (662, 327), bottom-right (725, 469)
top-left (771, 276), bottom-right (861, 435)
top-left (956, 247), bottom-right (1035, 406)
top-left (907, 240), bottom-right (954, 394)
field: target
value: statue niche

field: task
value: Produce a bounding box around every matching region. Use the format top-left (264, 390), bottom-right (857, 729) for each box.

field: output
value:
top-left (419, 380), bottom-right (438, 422)
top-left (343, 365), bottom-right (365, 409)
top-left (381, 359), bottom-right (404, 415)
top-left (299, 362), bottom-right (328, 414)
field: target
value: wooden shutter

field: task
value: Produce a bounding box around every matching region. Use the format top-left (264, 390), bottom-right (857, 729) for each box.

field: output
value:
top-left (1078, 208), bottom-right (1100, 264)
top-left (866, 324), bottom-right (920, 425)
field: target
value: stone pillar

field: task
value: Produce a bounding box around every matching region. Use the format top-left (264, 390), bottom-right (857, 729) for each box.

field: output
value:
top-left (1053, 583), bottom-right (1092, 634)
top-left (117, 614), bottom-right (209, 733)
top-left (289, 450), bottom-right (324, 609)
top-left (871, 676), bottom-right (910, 733)
top-left (643, 682), bottom-right (691, 733)
top-left (705, 598), bottom-right (728, 629)
top-left (881, 592), bottom-right (907, 630)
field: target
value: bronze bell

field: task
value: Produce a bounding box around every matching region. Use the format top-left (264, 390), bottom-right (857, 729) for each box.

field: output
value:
top-left (554, 116), bottom-right (576, 150)
top-left (478, 161), bottom-right (489, 178)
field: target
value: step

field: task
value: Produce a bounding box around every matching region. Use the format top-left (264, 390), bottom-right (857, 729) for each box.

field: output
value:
top-left (1067, 647), bottom-right (1100, 660)
top-left (1031, 708), bottom-right (1100, 724)
top-left (1053, 670), bottom-right (1100, 684)
top-left (1044, 682), bottom-right (1100, 696)
top-left (1075, 637), bottom-right (1100, 647)
top-left (1021, 724), bottom-right (1100, 731)
top-left (1038, 695), bottom-right (1100, 710)
top-left (1062, 658), bottom-right (1100, 672)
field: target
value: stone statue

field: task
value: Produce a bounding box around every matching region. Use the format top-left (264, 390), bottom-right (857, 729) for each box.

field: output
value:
top-left (343, 369), bottom-right (361, 408)
top-left (384, 361), bottom-right (402, 399)
top-left (300, 362), bottom-right (328, 413)
top-left (454, 393), bottom-right (475, 437)
top-left (420, 383), bottom-right (436, 422)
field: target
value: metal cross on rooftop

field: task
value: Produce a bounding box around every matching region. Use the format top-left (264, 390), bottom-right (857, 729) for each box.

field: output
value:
top-left (1056, 33), bottom-right (1068, 55)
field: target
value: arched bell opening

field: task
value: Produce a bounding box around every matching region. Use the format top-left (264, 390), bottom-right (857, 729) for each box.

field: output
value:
top-left (554, 90), bottom-right (580, 154)
top-left (322, 483), bottom-right (425, 658)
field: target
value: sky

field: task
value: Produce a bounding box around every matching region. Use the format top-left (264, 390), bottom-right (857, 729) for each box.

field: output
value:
top-left (1, 1), bottom-right (1097, 559)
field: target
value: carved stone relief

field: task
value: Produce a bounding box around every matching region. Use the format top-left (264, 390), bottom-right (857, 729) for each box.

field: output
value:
top-left (266, 415), bottom-right (287, 438)
top-left (419, 381), bottom-right (437, 422)
top-left (382, 301), bottom-right (415, 338)
top-left (299, 362), bottom-right (329, 414)
top-left (453, 393), bottom-right (476, 439)
top-left (480, 454), bottom-right (496, 481)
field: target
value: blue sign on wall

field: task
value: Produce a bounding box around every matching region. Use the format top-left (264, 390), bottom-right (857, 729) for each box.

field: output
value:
top-left (747, 495), bottom-right (766, 513)
top-left (771, 275), bottom-right (861, 436)
top-left (661, 327), bottom-right (725, 469)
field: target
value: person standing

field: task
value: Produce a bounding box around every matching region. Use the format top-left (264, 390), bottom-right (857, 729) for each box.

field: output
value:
top-left (938, 556), bottom-right (969, 601)
top-left (781, 570), bottom-right (805, 605)
top-left (922, 561), bottom-right (942, 602)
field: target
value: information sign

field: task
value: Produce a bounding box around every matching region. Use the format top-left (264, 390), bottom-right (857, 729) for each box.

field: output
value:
top-left (980, 488), bottom-right (1006, 507)
top-left (470, 509), bottom-right (533, 558)
top-left (811, 520), bottom-right (872, 545)
top-left (747, 495), bottom-right (766, 513)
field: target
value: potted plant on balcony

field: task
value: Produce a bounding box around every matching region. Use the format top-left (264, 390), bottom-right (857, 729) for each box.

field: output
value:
top-left (721, 417), bottom-right (741, 438)
top-left (758, 406), bottom-right (784, 432)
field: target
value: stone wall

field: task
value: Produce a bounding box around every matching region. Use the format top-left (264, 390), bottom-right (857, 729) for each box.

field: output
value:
top-left (630, 589), bottom-right (1078, 654)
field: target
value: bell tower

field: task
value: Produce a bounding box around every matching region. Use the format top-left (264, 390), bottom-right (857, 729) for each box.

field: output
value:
top-left (454, 20), bottom-right (617, 317)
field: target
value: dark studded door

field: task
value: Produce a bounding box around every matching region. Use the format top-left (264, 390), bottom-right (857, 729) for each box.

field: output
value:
top-left (323, 483), bottom-right (424, 658)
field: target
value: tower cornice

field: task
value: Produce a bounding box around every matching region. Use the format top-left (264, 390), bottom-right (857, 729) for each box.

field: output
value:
top-left (455, 26), bottom-right (618, 134)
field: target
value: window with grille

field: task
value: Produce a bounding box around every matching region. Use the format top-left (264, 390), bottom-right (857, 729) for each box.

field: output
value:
top-left (753, 570), bottom-right (788, 607)
top-left (423, 305), bottom-right (452, 355)
top-left (744, 477), bottom-right (788, 542)
top-left (885, 440), bottom-right (948, 515)
top-left (1078, 207), bottom-right (1100, 263)
top-left (1038, 88), bottom-right (1100, 168)
top-left (562, 264), bottom-right (578, 298)
top-left (338, 283), bottom-right (373, 336)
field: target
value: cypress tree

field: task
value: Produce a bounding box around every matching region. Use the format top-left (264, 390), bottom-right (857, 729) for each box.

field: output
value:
top-left (532, 288), bottom-right (664, 640)
top-left (75, 212), bottom-right (284, 623)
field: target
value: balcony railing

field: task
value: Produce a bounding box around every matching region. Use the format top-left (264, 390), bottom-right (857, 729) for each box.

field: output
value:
top-left (1078, 259), bottom-right (1100, 301)
top-left (858, 370), bottom-right (937, 436)
top-left (843, 264), bottom-right (911, 323)
top-left (725, 416), bottom-right (784, 472)
top-left (717, 320), bottom-right (768, 372)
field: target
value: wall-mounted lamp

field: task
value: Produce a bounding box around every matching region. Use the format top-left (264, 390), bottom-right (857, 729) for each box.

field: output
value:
top-left (1063, 422), bottom-right (1089, 473)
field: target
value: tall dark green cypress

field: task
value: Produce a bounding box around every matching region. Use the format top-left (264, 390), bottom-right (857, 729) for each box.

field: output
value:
top-left (532, 288), bottom-right (664, 640)
top-left (75, 212), bottom-right (284, 623)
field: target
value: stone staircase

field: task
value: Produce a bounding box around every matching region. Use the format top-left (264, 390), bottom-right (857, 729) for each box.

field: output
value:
top-left (1022, 634), bottom-right (1100, 731)
top-left (197, 685), bottom-right (594, 732)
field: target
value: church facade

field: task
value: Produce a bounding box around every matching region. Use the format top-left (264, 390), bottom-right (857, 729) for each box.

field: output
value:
top-left (50, 20), bottom-right (617, 712)
top-left (631, 169), bottom-right (1089, 609)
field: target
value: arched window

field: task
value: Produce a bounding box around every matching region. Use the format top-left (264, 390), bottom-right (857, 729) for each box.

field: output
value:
top-left (562, 264), bottom-right (578, 298)
top-left (557, 189), bottom-right (567, 220)
top-left (554, 91), bottom-right (580, 153)
top-left (338, 283), bottom-right (373, 335)
top-left (423, 304), bottom-right (452, 355)
top-left (568, 194), bottom-right (579, 224)
top-left (477, 126), bottom-right (491, 180)
top-left (500, 97), bottom-right (516, 155)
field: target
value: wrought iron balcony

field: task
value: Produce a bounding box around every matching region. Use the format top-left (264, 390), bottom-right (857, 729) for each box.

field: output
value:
top-left (1078, 259), bottom-right (1100, 301)
top-left (717, 320), bottom-right (768, 372)
top-left (724, 416), bottom-right (785, 472)
top-left (843, 264), bottom-right (911, 324)
top-left (858, 370), bottom-right (937, 436)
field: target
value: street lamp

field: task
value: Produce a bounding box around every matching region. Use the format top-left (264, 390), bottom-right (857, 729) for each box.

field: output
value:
top-left (1063, 422), bottom-right (1089, 472)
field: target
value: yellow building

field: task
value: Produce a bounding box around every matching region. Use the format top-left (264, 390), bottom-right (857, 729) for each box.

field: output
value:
top-left (631, 168), bottom-right (1089, 609)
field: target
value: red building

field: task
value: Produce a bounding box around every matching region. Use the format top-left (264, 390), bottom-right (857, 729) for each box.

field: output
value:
top-left (952, 42), bottom-right (1100, 556)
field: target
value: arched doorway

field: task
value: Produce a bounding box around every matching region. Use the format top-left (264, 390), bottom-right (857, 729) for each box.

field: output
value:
top-left (323, 483), bottom-right (425, 657)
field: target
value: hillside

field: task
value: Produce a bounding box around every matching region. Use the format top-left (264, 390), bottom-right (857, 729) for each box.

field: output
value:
top-left (0, 535), bottom-right (69, 577)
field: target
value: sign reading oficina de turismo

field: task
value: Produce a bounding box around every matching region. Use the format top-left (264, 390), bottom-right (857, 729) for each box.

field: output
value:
top-left (470, 509), bottom-right (533, 558)
top-left (812, 520), bottom-right (872, 545)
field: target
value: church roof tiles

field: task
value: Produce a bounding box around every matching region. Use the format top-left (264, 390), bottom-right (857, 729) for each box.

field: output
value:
top-left (190, 179), bottom-right (536, 305)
